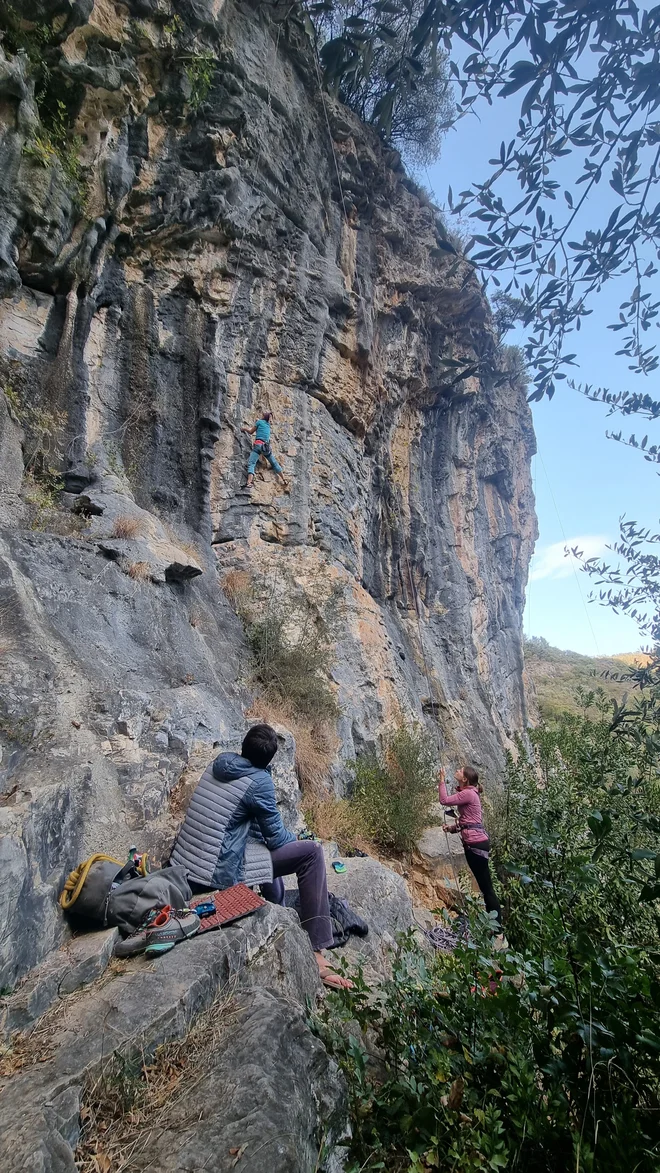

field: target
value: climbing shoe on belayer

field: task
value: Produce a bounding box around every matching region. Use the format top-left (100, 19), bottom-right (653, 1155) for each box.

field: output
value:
top-left (144, 906), bottom-right (201, 957)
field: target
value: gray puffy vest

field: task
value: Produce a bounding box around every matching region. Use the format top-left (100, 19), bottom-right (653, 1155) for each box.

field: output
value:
top-left (170, 764), bottom-right (272, 888)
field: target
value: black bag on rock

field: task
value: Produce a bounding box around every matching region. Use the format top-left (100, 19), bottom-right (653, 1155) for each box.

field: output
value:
top-left (284, 889), bottom-right (368, 948)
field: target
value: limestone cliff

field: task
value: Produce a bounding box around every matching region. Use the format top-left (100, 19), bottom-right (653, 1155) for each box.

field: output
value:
top-left (0, 0), bottom-right (536, 987)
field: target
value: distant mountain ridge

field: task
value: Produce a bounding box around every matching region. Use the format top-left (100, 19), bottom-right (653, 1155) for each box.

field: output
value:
top-left (524, 637), bottom-right (645, 720)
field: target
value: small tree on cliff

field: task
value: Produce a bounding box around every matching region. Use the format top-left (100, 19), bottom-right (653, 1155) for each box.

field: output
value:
top-left (298, 0), bottom-right (660, 436)
top-left (309, 0), bottom-right (454, 164)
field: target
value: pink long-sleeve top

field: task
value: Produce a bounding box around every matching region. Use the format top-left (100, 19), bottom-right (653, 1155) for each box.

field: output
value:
top-left (438, 780), bottom-right (488, 846)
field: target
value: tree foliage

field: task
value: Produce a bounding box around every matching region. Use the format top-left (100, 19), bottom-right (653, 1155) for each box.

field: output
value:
top-left (313, 506), bottom-right (660, 1171)
top-left (317, 705), bottom-right (660, 1171)
top-left (297, 0), bottom-right (660, 417)
top-left (308, 0), bottom-right (454, 163)
top-left (349, 724), bottom-right (437, 852)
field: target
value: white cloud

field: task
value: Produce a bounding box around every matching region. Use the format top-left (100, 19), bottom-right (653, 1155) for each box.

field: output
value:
top-left (529, 535), bottom-right (610, 583)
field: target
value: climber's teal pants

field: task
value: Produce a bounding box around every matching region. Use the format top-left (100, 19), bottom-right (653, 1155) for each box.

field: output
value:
top-left (248, 441), bottom-right (283, 476)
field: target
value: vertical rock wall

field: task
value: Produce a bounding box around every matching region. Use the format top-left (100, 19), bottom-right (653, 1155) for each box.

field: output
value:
top-left (0, 0), bottom-right (535, 986)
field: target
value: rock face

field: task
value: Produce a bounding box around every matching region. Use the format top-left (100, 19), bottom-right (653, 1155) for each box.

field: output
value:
top-left (0, 0), bottom-right (536, 987)
top-left (0, 904), bottom-right (345, 1173)
top-left (0, 854), bottom-right (419, 1172)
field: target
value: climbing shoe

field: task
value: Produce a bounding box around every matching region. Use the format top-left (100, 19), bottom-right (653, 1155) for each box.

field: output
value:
top-left (144, 906), bottom-right (201, 957)
top-left (113, 910), bottom-right (160, 958)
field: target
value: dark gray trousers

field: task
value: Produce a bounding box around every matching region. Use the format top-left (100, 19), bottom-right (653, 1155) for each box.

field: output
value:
top-left (261, 839), bottom-right (333, 951)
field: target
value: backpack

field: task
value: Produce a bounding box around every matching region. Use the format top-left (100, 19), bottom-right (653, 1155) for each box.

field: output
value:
top-left (284, 890), bottom-right (368, 948)
top-left (59, 853), bottom-right (192, 936)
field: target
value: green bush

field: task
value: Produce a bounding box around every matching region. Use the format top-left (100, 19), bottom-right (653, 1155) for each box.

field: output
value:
top-left (349, 725), bottom-right (437, 854)
top-left (231, 570), bottom-right (342, 724)
top-left (318, 705), bottom-right (660, 1171)
top-left (246, 608), bottom-right (339, 721)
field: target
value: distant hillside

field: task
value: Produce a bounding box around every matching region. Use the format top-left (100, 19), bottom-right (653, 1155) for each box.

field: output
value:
top-left (612, 651), bottom-right (652, 668)
top-left (524, 637), bottom-right (643, 720)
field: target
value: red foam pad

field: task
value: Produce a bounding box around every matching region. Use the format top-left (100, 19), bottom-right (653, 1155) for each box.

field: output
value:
top-left (190, 884), bottom-right (266, 932)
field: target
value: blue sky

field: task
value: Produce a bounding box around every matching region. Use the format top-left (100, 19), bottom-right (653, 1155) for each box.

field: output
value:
top-left (424, 100), bottom-right (657, 657)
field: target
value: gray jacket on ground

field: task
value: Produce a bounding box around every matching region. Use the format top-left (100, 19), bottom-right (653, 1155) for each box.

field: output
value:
top-left (169, 751), bottom-right (295, 889)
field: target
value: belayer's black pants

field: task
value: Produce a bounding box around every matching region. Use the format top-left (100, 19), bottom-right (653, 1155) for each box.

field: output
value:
top-left (464, 840), bottom-right (502, 927)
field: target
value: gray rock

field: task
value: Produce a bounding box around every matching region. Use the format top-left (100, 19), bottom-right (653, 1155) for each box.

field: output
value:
top-left (129, 989), bottom-right (346, 1173)
top-left (0, 0), bottom-right (534, 996)
top-left (323, 855), bottom-right (415, 980)
top-left (0, 904), bottom-right (324, 1173)
top-left (0, 929), bottom-right (118, 1037)
top-left (43, 1086), bottom-right (82, 1151)
top-left (417, 825), bottom-right (466, 861)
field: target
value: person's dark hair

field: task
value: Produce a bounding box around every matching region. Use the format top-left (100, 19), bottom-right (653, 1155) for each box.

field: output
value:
top-left (242, 723), bottom-right (278, 768)
top-left (262, 410), bottom-right (272, 421)
top-left (463, 765), bottom-right (482, 793)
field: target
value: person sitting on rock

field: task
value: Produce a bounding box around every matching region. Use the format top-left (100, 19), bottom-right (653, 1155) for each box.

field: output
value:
top-left (169, 723), bottom-right (351, 989)
top-left (241, 411), bottom-right (288, 490)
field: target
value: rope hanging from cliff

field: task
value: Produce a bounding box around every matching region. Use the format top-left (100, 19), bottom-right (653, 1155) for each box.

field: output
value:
top-left (227, 19), bottom-right (283, 315)
top-left (302, 1), bottom-right (351, 226)
top-left (392, 494), bottom-right (467, 905)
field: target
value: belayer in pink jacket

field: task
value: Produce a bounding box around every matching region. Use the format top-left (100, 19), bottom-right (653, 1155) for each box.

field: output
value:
top-left (438, 765), bottom-right (501, 926)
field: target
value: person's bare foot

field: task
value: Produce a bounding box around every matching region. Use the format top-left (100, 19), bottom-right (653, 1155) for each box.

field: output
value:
top-left (245, 474), bottom-right (254, 489)
top-left (315, 952), bottom-right (353, 990)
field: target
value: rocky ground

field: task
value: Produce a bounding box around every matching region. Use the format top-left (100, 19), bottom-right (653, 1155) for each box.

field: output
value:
top-left (0, 849), bottom-right (423, 1173)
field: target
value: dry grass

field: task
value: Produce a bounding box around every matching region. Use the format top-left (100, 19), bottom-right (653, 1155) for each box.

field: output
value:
top-left (246, 697), bottom-right (337, 792)
top-left (162, 523), bottom-right (202, 564)
top-left (0, 959), bottom-right (133, 1088)
top-left (76, 993), bottom-right (243, 1173)
top-left (0, 999), bottom-right (65, 1082)
top-left (126, 561), bottom-right (151, 582)
top-left (168, 746), bottom-right (212, 820)
top-left (302, 791), bottom-right (372, 855)
top-left (177, 540), bottom-right (202, 564)
top-left (222, 568), bottom-right (252, 614)
top-left (111, 515), bottom-right (143, 540)
top-left (246, 695), bottom-right (374, 854)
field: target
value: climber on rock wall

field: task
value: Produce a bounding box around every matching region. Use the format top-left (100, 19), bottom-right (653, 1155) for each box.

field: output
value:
top-left (241, 411), bottom-right (288, 489)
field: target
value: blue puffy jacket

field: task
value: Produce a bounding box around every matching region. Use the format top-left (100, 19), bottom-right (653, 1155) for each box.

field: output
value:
top-left (169, 752), bottom-right (295, 890)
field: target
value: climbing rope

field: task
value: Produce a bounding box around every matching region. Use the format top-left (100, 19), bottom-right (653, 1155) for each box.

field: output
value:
top-left (58, 851), bottom-right (149, 910)
top-left (227, 18), bottom-right (283, 317)
top-left (303, 1), bottom-right (351, 226)
top-left (300, 2), bottom-right (467, 895)
top-left (392, 493), bottom-right (467, 905)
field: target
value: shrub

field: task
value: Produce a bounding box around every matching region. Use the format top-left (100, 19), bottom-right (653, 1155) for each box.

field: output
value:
top-left (349, 724), bottom-right (437, 854)
top-left (182, 52), bottom-right (216, 112)
top-left (312, 0), bottom-right (454, 165)
top-left (126, 561), bottom-right (151, 582)
top-left (225, 568), bottom-right (341, 724)
top-left (318, 704), bottom-right (660, 1172)
top-left (246, 607), bottom-right (339, 721)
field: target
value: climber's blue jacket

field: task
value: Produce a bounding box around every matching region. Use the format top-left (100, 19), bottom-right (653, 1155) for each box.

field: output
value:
top-left (169, 752), bottom-right (295, 890)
